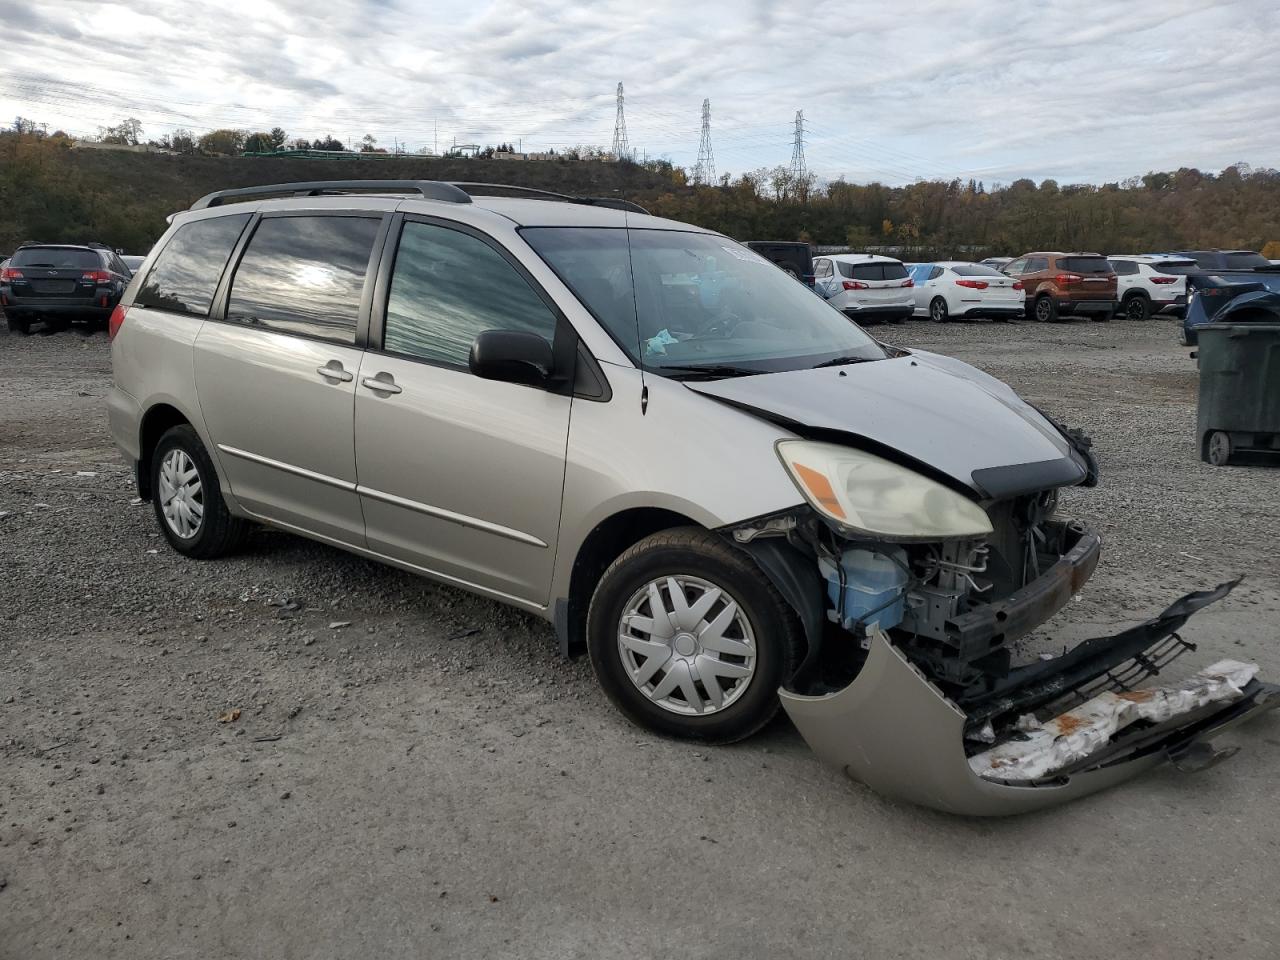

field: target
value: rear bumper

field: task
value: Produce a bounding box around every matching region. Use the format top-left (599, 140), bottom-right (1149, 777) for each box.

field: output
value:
top-left (842, 306), bottom-right (914, 324)
top-left (2, 295), bottom-right (115, 317)
top-left (773, 583), bottom-right (1274, 814)
top-left (953, 305), bottom-right (1024, 320)
top-left (1058, 298), bottom-right (1116, 316)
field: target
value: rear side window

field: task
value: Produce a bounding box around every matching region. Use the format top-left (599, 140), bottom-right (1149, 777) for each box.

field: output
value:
top-left (1061, 257), bottom-right (1112, 274)
top-left (226, 215), bottom-right (380, 345)
top-left (1024, 257), bottom-right (1049, 272)
top-left (136, 215), bottom-right (251, 316)
top-left (839, 262), bottom-right (908, 281)
top-left (814, 259), bottom-right (833, 279)
top-left (1108, 259), bottom-right (1138, 276)
top-left (12, 248), bottom-right (101, 269)
top-left (382, 221), bottom-right (559, 368)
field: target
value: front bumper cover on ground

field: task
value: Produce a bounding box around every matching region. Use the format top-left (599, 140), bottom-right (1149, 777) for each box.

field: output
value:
top-left (779, 585), bottom-right (1278, 816)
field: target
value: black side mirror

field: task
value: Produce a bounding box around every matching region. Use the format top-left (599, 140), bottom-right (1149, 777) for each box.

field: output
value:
top-left (469, 330), bottom-right (554, 386)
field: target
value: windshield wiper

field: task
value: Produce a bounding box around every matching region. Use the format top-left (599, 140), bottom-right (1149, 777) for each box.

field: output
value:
top-left (653, 363), bottom-right (763, 380)
top-left (811, 355), bottom-right (875, 368)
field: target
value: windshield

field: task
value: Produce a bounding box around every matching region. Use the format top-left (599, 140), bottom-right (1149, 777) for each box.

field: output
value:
top-left (950, 264), bottom-right (1005, 277)
top-left (1224, 252), bottom-right (1270, 269)
top-left (523, 228), bottom-right (886, 374)
top-left (12, 247), bottom-right (100, 269)
top-left (1061, 257), bottom-right (1112, 274)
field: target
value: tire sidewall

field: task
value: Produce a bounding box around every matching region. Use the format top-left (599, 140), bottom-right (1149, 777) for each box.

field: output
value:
top-left (151, 426), bottom-right (222, 557)
top-left (1125, 295), bottom-right (1150, 321)
top-left (930, 297), bottom-right (948, 322)
top-left (1035, 296), bottom-right (1055, 322)
top-left (587, 538), bottom-right (794, 742)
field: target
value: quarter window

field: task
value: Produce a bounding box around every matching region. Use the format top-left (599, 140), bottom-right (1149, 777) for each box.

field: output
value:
top-left (382, 221), bottom-right (559, 368)
top-left (1109, 259), bottom-right (1138, 276)
top-left (814, 259), bottom-right (833, 279)
top-left (226, 215), bottom-right (380, 344)
top-left (135, 215), bottom-right (251, 316)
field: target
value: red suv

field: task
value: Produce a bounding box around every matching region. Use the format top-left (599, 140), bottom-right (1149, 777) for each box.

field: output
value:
top-left (1002, 252), bottom-right (1117, 322)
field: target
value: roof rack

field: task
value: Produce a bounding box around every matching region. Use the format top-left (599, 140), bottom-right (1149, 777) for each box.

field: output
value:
top-left (190, 180), bottom-right (473, 210)
top-left (449, 182), bottom-right (650, 215)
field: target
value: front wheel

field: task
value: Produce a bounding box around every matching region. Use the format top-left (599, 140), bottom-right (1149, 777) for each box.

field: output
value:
top-left (587, 527), bottom-right (802, 743)
top-left (929, 297), bottom-right (949, 323)
top-left (151, 425), bottom-right (250, 558)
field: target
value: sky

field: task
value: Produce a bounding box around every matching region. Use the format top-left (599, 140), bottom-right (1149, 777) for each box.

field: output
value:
top-left (2, 0), bottom-right (1278, 187)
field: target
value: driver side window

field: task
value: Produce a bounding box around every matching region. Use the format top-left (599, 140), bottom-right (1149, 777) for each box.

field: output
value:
top-left (383, 221), bottom-right (559, 368)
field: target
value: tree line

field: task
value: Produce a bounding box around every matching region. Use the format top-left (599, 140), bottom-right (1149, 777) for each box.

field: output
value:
top-left (2, 124), bottom-right (1277, 259)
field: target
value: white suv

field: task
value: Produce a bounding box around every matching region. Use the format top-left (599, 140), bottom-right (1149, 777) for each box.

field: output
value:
top-left (813, 254), bottom-right (914, 324)
top-left (1106, 255), bottom-right (1195, 321)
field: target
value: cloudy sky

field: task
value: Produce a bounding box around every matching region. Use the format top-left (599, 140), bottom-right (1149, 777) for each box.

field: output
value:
top-left (3, 0), bottom-right (1278, 185)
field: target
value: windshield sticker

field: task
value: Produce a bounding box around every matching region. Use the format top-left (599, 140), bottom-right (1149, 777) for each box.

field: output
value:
top-left (720, 245), bottom-right (765, 263)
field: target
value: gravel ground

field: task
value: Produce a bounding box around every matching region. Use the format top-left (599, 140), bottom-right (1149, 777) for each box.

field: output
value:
top-left (2, 317), bottom-right (1278, 960)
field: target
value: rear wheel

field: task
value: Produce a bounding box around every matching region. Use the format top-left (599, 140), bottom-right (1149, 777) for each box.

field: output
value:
top-left (587, 527), bottom-right (802, 744)
top-left (929, 297), bottom-right (949, 323)
top-left (151, 425), bottom-right (249, 559)
top-left (1123, 294), bottom-right (1151, 321)
top-left (1205, 431), bottom-right (1233, 467)
top-left (1034, 295), bottom-right (1058, 323)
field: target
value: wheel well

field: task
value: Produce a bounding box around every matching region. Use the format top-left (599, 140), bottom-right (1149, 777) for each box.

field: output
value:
top-left (561, 507), bottom-right (701, 656)
top-left (136, 404), bottom-right (190, 500)
top-left (1123, 289), bottom-right (1149, 300)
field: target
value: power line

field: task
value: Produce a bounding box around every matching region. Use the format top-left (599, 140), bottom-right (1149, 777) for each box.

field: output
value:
top-left (693, 98), bottom-right (715, 186)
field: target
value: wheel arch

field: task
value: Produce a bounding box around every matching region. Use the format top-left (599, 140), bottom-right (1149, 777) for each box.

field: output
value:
top-left (136, 400), bottom-right (221, 501)
top-left (555, 506), bottom-right (706, 658)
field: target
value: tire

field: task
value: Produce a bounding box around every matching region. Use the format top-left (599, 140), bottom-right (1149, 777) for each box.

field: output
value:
top-left (1205, 431), bottom-right (1233, 467)
top-left (1033, 295), bottom-right (1058, 323)
top-left (929, 297), bottom-right (949, 323)
top-left (1123, 294), bottom-right (1151, 322)
top-left (587, 527), bottom-right (803, 744)
top-left (150, 425), bottom-right (249, 559)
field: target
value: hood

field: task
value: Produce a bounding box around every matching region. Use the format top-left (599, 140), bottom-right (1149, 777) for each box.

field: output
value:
top-left (685, 350), bottom-right (1086, 498)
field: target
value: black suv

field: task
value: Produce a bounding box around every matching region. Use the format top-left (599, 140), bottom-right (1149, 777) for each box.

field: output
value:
top-left (2, 243), bottom-right (132, 334)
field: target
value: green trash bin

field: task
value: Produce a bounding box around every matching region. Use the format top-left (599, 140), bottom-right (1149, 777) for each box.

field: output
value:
top-left (1196, 320), bottom-right (1280, 466)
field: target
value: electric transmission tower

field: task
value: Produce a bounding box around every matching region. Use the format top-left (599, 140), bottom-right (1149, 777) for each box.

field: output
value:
top-left (694, 98), bottom-right (715, 186)
top-left (612, 82), bottom-right (631, 162)
top-left (790, 110), bottom-right (807, 187)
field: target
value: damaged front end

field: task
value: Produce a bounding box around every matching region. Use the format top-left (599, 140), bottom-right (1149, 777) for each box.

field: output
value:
top-left (733, 474), bottom-right (1277, 815)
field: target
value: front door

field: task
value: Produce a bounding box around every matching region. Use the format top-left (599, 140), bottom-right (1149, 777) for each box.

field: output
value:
top-left (354, 217), bottom-right (572, 606)
top-left (195, 212), bottom-right (384, 545)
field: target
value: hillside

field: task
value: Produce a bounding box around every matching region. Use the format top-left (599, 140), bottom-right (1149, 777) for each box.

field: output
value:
top-left (3, 132), bottom-right (1278, 258)
top-left (0, 134), bottom-right (682, 253)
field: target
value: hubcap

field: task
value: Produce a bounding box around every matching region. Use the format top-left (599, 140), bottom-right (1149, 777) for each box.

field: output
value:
top-left (1127, 299), bottom-right (1144, 320)
top-left (931, 301), bottom-right (944, 320)
top-left (617, 575), bottom-right (757, 716)
top-left (158, 448), bottom-right (204, 539)
top-left (1036, 299), bottom-right (1051, 320)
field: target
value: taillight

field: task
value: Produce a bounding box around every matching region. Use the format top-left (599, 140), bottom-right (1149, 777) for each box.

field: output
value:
top-left (902, 278), bottom-right (914, 288)
top-left (1055, 273), bottom-right (1083, 285)
top-left (1012, 281), bottom-right (1024, 290)
top-left (108, 304), bottom-right (128, 340)
top-left (1, 267), bottom-right (23, 281)
top-left (1150, 276), bottom-right (1178, 284)
top-left (842, 280), bottom-right (870, 290)
top-left (955, 279), bottom-right (989, 290)
top-left (82, 270), bottom-right (112, 283)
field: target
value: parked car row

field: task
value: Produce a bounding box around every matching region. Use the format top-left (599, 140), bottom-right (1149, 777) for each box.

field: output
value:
top-left (1, 242), bottom-right (146, 334)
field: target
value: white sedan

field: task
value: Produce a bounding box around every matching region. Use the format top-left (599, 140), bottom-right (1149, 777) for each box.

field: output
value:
top-left (908, 262), bottom-right (1025, 322)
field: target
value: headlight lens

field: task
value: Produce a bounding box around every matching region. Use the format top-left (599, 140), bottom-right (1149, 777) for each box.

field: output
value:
top-left (777, 440), bottom-right (993, 540)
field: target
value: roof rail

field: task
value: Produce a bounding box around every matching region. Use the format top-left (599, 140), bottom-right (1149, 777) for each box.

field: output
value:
top-left (189, 180), bottom-right (473, 210)
top-left (449, 182), bottom-right (650, 215)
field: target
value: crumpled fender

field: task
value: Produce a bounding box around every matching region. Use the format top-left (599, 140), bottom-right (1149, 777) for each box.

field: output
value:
top-left (779, 631), bottom-right (1276, 816)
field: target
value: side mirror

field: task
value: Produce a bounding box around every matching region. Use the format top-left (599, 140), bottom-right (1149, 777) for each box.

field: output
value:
top-left (469, 330), bottom-right (554, 386)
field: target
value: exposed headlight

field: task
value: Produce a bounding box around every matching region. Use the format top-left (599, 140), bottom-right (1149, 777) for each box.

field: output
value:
top-left (776, 440), bottom-right (993, 541)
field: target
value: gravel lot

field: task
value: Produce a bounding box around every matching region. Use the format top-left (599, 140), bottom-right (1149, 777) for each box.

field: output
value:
top-left (3, 317), bottom-right (1278, 959)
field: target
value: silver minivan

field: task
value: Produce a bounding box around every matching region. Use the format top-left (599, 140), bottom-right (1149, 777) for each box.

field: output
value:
top-left (108, 180), bottom-right (1274, 815)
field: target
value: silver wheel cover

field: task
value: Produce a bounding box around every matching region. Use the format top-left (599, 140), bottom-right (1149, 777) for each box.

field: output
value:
top-left (158, 448), bottom-right (204, 540)
top-left (617, 575), bottom-right (757, 716)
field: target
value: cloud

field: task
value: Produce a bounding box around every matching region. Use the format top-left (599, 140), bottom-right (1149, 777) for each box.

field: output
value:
top-left (1, 0), bottom-right (1278, 183)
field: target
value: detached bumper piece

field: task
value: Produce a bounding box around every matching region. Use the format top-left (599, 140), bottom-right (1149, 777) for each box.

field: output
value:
top-left (779, 581), bottom-right (1278, 815)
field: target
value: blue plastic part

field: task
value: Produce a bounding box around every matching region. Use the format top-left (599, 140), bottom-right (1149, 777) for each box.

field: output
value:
top-left (819, 547), bottom-right (909, 633)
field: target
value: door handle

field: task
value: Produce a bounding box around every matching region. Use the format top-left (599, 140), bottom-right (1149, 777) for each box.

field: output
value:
top-left (316, 362), bottom-right (353, 383)
top-left (361, 373), bottom-right (402, 395)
